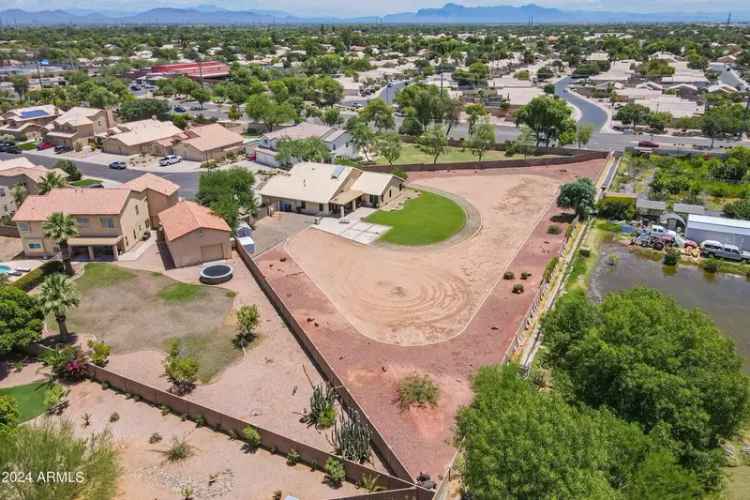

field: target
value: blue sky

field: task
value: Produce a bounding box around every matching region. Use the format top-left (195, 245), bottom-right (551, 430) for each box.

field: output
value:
top-left (1, 0), bottom-right (746, 17)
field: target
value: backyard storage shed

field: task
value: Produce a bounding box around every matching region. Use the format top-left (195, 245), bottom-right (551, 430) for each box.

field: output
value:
top-left (159, 200), bottom-right (232, 268)
top-left (686, 214), bottom-right (750, 251)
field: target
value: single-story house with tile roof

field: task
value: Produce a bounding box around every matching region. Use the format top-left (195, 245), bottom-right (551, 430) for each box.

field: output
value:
top-left (158, 200), bottom-right (232, 267)
top-left (255, 122), bottom-right (355, 167)
top-left (13, 187), bottom-right (149, 260)
top-left (123, 173), bottom-right (180, 226)
top-left (170, 123), bottom-right (244, 162)
top-left (0, 158), bottom-right (66, 217)
top-left (102, 119), bottom-right (183, 156)
top-left (0, 104), bottom-right (60, 140)
top-left (44, 106), bottom-right (115, 148)
top-left (259, 162), bottom-right (404, 217)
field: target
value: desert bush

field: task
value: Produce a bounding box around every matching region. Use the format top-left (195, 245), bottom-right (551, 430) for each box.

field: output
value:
top-left (87, 339), bottom-right (111, 367)
top-left (109, 412), bottom-right (119, 423)
top-left (163, 340), bottom-right (199, 395)
top-left (503, 271), bottom-right (515, 280)
top-left (43, 383), bottom-right (68, 414)
top-left (579, 247), bottom-right (591, 258)
top-left (325, 457), bottom-right (346, 487)
top-left (149, 432), bottom-right (162, 444)
top-left (543, 257), bottom-right (559, 283)
top-left (398, 374), bottom-right (440, 410)
top-left (286, 449), bottom-right (301, 466)
top-left (164, 437), bottom-right (194, 462)
top-left (242, 425), bottom-right (262, 451)
top-left (547, 224), bottom-right (562, 235)
top-left (521, 272), bottom-right (532, 280)
top-left (512, 283), bottom-right (524, 294)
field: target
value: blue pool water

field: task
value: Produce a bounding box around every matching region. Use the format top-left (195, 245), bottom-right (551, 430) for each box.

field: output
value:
top-left (0, 265), bottom-right (11, 274)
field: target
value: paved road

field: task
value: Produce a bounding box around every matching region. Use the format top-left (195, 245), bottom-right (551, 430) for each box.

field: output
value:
top-left (555, 76), bottom-right (609, 131)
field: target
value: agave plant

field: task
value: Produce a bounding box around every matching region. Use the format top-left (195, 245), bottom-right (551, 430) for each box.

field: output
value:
top-left (330, 410), bottom-right (372, 463)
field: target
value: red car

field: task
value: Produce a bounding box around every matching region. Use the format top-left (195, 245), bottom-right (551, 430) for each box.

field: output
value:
top-left (246, 151), bottom-right (256, 161)
top-left (638, 140), bottom-right (659, 148)
top-left (36, 142), bottom-right (53, 151)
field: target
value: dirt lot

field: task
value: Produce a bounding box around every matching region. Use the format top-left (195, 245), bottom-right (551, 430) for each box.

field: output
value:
top-left (286, 173), bottom-right (560, 346)
top-left (255, 159), bottom-right (608, 478)
top-left (45, 381), bottom-right (361, 500)
top-left (0, 235), bottom-right (22, 261)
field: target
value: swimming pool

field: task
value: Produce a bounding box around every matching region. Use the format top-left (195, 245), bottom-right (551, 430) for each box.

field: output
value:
top-left (0, 264), bottom-right (11, 274)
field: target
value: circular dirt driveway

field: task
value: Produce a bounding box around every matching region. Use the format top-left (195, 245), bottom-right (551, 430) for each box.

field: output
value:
top-left (285, 173), bottom-right (560, 346)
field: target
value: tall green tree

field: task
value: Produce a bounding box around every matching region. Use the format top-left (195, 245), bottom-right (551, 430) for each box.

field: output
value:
top-left (467, 119), bottom-right (495, 162)
top-left (417, 124), bottom-right (449, 165)
top-left (0, 286), bottom-right (44, 355)
top-left (464, 103), bottom-right (488, 135)
top-left (514, 95), bottom-right (575, 148)
top-left (118, 98), bottom-right (170, 122)
top-left (542, 288), bottom-right (750, 490)
top-left (374, 132), bottom-right (401, 167)
top-left (557, 177), bottom-right (597, 219)
top-left (39, 273), bottom-right (80, 338)
top-left (576, 123), bottom-right (594, 149)
top-left (275, 138), bottom-right (331, 167)
top-left (348, 119), bottom-right (375, 162)
top-left (42, 212), bottom-right (79, 276)
top-left (360, 98), bottom-right (395, 131)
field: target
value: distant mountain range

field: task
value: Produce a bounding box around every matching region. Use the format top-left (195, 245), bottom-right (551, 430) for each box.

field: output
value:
top-left (0, 3), bottom-right (747, 26)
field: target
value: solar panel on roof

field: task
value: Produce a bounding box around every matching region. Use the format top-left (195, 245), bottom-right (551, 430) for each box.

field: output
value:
top-left (19, 109), bottom-right (49, 119)
top-left (332, 165), bottom-right (345, 179)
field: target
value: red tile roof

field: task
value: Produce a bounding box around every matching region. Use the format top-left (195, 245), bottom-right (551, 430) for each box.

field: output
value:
top-left (159, 200), bottom-right (230, 241)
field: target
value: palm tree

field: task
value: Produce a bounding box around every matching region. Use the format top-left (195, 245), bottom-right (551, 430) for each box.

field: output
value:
top-left (42, 212), bottom-right (79, 276)
top-left (38, 171), bottom-right (66, 195)
top-left (10, 183), bottom-right (27, 207)
top-left (39, 273), bottom-right (80, 338)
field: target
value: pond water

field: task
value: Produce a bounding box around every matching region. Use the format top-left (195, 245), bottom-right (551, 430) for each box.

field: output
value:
top-left (589, 245), bottom-right (750, 371)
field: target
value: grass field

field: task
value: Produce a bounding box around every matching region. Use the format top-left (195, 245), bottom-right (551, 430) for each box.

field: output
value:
top-left (380, 143), bottom-right (513, 165)
top-left (70, 178), bottom-right (103, 188)
top-left (57, 263), bottom-right (238, 383)
top-left (0, 381), bottom-right (48, 422)
top-left (365, 190), bottom-right (466, 245)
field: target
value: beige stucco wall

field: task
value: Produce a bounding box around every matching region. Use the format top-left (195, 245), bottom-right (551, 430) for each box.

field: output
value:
top-left (173, 142), bottom-right (243, 162)
top-left (379, 177), bottom-right (404, 206)
top-left (145, 190), bottom-right (178, 226)
top-left (166, 228), bottom-right (231, 268)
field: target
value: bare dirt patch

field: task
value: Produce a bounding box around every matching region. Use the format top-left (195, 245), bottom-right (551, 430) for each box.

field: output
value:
top-left (0, 235), bottom-right (22, 261)
top-left (285, 173), bottom-right (560, 346)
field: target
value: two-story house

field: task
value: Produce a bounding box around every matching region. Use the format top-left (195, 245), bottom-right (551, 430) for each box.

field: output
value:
top-left (44, 107), bottom-right (116, 149)
top-left (0, 158), bottom-right (66, 218)
top-left (255, 122), bottom-right (356, 168)
top-left (13, 188), bottom-right (149, 261)
top-left (0, 105), bottom-right (61, 140)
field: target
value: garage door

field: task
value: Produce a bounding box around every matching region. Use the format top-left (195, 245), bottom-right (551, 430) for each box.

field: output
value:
top-left (200, 244), bottom-right (224, 262)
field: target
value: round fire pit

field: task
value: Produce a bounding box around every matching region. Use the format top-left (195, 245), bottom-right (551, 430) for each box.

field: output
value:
top-left (199, 263), bottom-right (234, 285)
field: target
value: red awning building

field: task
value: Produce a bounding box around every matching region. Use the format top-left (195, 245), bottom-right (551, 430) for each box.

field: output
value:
top-left (149, 61), bottom-right (230, 79)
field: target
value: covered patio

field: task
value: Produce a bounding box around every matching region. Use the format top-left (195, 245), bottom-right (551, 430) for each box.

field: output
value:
top-left (69, 236), bottom-right (122, 261)
top-left (330, 189), bottom-right (362, 218)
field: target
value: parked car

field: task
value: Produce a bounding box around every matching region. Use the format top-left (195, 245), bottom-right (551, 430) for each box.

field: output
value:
top-left (0, 143), bottom-right (21, 154)
top-left (130, 84), bottom-right (142, 91)
top-left (173, 105), bottom-right (186, 113)
top-left (638, 140), bottom-right (659, 148)
top-left (36, 142), bottom-right (53, 151)
top-left (190, 105), bottom-right (202, 111)
top-left (246, 151), bottom-right (256, 161)
top-left (159, 154), bottom-right (182, 166)
top-left (700, 240), bottom-right (750, 261)
top-left (108, 161), bottom-right (127, 170)
top-left (54, 145), bottom-right (70, 154)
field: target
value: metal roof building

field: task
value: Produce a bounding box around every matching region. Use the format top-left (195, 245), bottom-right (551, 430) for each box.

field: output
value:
top-left (686, 214), bottom-right (750, 251)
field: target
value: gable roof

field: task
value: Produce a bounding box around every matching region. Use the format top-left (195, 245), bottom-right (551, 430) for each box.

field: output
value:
top-left (51, 107), bottom-right (102, 128)
top-left (0, 158), bottom-right (63, 183)
top-left (13, 188), bottom-right (132, 222)
top-left (124, 173), bottom-right (179, 197)
top-left (263, 122), bottom-right (344, 143)
top-left (178, 123), bottom-right (243, 152)
top-left (159, 200), bottom-right (230, 241)
top-left (106, 119), bottom-right (182, 147)
top-left (259, 162), bottom-right (353, 204)
top-left (350, 171), bottom-right (399, 196)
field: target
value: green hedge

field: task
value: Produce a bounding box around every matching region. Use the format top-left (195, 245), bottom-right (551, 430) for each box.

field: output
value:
top-left (12, 261), bottom-right (65, 291)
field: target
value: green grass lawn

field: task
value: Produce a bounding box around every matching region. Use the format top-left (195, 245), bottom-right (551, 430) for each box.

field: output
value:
top-left (158, 282), bottom-right (206, 303)
top-left (381, 143), bottom-right (512, 165)
top-left (70, 178), bottom-right (102, 188)
top-left (0, 381), bottom-right (49, 422)
top-left (365, 190), bottom-right (466, 245)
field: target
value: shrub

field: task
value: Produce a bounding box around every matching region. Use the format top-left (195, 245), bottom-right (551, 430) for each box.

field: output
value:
top-left (503, 271), bottom-right (515, 280)
top-left (325, 457), bottom-right (346, 487)
top-left (0, 394), bottom-right (19, 427)
top-left (109, 412), bottom-right (119, 423)
top-left (663, 249), bottom-right (680, 266)
top-left (43, 383), bottom-right (67, 414)
top-left (287, 449), bottom-right (301, 466)
top-left (703, 258), bottom-right (719, 274)
top-left (193, 415), bottom-right (205, 427)
top-left (87, 339), bottom-right (111, 367)
top-left (40, 346), bottom-right (88, 381)
top-left (596, 197), bottom-right (636, 220)
top-left (12, 260), bottom-right (64, 291)
top-left (303, 384), bottom-right (337, 429)
top-left (579, 248), bottom-right (591, 258)
top-left (56, 159), bottom-right (81, 181)
top-left (398, 374), bottom-right (440, 410)
top-left (242, 425), bottom-right (261, 451)
top-left (543, 257), bottom-right (559, 283)
top-left (521, 272), bottom-right (532, 280)
top-left (149, 432), bottom-right (162, 444)
top-left (331, 411), bottom-right (372, 463)
top-left (163, 340), bottom-right (199, 395)
top-left (164, 437), bottom-right (193, 462)
top-left (547, 224), bottom-right (562, 235)
top-left (512, 283), bottom-right (524, 294)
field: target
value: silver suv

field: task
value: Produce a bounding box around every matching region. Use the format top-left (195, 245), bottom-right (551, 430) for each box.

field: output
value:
top-left (700, 240), bottom-right (750, 262)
